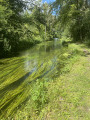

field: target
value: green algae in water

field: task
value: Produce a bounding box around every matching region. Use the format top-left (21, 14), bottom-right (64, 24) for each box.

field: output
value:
top-left (0, 40), bottom-right (70, 119)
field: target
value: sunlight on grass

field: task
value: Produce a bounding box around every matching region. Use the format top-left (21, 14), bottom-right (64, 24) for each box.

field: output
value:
top-left (0, 43), bottom-right (90, 119)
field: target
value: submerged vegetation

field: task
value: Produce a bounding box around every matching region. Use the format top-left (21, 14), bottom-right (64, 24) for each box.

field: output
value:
top-left (0, 0), bottom-right (90, 119)
top-left (0, 42), bottom-right (90, 119)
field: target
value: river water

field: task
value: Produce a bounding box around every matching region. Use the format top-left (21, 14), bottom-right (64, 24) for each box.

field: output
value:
top-left (0, 40), bottom-right (67, 118)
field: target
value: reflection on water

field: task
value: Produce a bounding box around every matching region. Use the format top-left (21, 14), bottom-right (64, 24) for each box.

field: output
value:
top-left (20, 41), bottom-right (61, 73)
top-left (0, 40), bottom-right (65, 118)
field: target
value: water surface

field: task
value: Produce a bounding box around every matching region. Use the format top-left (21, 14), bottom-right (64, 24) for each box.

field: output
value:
top-left (0, 40), bottom-right (67, 118)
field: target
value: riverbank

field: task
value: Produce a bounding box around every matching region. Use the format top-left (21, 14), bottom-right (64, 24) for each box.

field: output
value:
top-left (0, 42), bottom-right (90, 119)
top-left (0, 40), bottom-right (41, 59)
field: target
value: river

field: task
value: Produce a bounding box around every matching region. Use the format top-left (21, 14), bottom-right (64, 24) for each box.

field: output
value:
top-left (0, 40), bottom-right (67, 118)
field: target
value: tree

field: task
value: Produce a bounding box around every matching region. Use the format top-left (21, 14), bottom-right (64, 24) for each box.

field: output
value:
top-left (53, 0), bottom-right (90, 42)
top-left (42, 2), bottom-right (56, 40)
top-left (0, 0), bottom-right (12, 53)
top-left (0, 0), bottom-right (26, 53)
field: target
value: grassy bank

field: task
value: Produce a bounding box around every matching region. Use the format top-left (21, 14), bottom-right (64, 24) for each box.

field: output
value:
top-left (0, 43), bottom-right (90, 120)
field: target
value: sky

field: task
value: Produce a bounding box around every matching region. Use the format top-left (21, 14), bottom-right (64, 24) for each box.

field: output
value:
top-left (42, 0), bottom-right (55, 3)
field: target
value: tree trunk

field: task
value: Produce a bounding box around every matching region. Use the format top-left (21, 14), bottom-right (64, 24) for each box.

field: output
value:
top-left (45, 25), bottom-right (46, 40)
